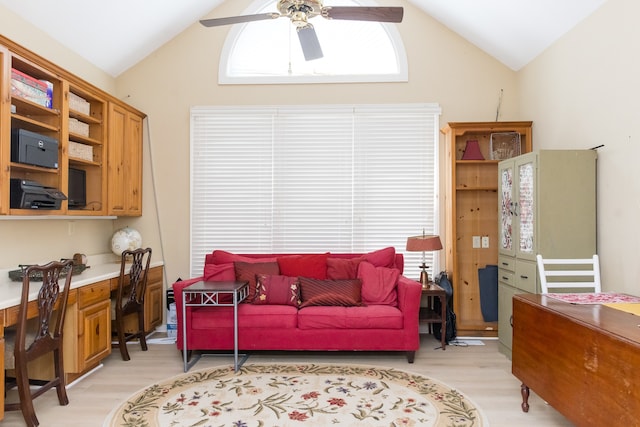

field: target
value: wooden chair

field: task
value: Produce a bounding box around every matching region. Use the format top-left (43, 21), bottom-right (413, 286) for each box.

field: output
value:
top-left (4, 259), bottom-right (74, 427)
top-left (536, 254), bottom-right (602, 294)
top-left (112, 247), bottom-right (152, 361)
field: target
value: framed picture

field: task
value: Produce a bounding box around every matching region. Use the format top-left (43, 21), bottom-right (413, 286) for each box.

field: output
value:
top-left (490, 132), bottom-right (521, 160)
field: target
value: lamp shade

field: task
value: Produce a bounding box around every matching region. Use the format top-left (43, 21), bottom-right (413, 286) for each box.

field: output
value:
top-left (406, 235), bottom-right (443, 252)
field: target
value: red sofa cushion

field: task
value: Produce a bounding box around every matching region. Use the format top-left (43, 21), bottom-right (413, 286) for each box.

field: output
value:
top-left (298, 277), bottom-right (362, 308)
top-left (357, 261), bottom-right (399, 306)
top-left (362, 246), bottom-right (396, 268)
top-left (298, 305), bottom-right (403, 329)
top-left (326, 257), bottom-right (363, 279)
top-left (234, 261), bottom-right (280, 302)
top-left (277, 254), bottom-right (329, 279)
top-left (254, 274), bottom-right (300, 307)
top-left (211, 250), bottom-right (277, 265)
top-left (203, 263), bottom-right (235, 281)
top-left (191, 304), bottom-right (298, 329)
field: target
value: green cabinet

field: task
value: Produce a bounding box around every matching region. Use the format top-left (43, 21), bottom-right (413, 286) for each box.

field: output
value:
top-left (497, 150), bottom-right (597, 357)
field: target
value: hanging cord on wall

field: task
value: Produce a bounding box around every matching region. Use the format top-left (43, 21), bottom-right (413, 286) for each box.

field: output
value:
top-left (144, 116), bottom-right (169, 292)
top-left (495, 88), bottom-right (503, 121)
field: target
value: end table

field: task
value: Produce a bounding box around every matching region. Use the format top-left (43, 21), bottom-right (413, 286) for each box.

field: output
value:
top-left (419, 282), bottom-right (447, 350)
top-left (182, 280), bottom-right (249, 372)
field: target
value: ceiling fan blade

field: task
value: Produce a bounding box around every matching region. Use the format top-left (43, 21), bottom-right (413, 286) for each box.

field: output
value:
top-left (323, 6), bottom-right (403, 23)
top-left (200, 13), bottom-right (280, 27)
top-left (297, 25), bottom-right (323, 61)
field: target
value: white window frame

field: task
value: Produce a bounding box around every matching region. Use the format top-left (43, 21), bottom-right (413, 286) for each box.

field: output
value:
top-left (190, 104), bottom-right (441, 279)
top-left (218, 0), bottom-right (409, 84)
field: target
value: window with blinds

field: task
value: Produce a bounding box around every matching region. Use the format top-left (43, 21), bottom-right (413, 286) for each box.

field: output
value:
top-left (190, 104), bottom-right (441, 279)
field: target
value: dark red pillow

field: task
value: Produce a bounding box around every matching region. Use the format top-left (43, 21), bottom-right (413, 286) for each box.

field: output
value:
top-left (254, 274), bottom-right (300, 307)
top-left (298, 277), bottom-right (362, 308)
top-left (277, 254), bottom-right (329, 279)
top-left (234, 261), bottom-right (280, 303)
top-left (326, 257), bottom-right (362, 280)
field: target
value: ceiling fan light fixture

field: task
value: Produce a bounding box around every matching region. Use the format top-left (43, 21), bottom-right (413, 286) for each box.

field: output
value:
top-left (291, 11), bottom-right (309, 27)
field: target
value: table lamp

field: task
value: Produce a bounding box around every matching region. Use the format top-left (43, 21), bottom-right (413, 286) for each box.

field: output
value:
top-left (406, 233), bottom-right (443, 286)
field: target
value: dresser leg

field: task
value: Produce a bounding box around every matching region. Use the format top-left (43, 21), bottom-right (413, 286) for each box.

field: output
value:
top-left (521, 383), bottom-right (530, 412)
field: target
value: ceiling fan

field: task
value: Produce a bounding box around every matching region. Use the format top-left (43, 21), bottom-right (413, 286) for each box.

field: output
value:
top-left (200, 0), bottom-right (404, 61)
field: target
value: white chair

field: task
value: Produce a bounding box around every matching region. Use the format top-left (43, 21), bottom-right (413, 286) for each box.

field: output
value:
top-left (536, 254), bottom-right (602, 294)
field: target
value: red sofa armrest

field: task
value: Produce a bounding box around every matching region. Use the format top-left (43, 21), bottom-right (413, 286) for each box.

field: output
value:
top-left (172, 276), bottom-right (204, 349)
top-left (397, 276), bottom-right (422, 332)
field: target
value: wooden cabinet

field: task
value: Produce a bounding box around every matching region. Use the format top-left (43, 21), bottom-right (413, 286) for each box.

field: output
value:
top-left (497, 150), bottom-right (597, 357)
top-left (0, 34), bottom-right (144, 217)
top-left (66, 85), bottom-right (107, 215)
top-left (442, 121), bottom-right (532, 335)
top-left (77, 280), bottom-right (111, 370)
top-left (107, 103), bottom-right (143, 216)
top-left (3, 54), bottom-right (64, 215)
top-left (113, 265), bottom-right (164, 334)
top-left (144, 266), bottom-right (164, 331)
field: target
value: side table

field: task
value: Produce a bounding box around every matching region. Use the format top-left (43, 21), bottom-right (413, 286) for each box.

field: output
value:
top-left (182, 280), bottom-right (249, 372)
top-left (419, 282), bottom-right (447, 350)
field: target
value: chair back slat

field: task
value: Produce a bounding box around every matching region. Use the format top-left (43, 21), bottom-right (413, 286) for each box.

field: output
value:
top-left (536, 254), bottom-right (601, 294)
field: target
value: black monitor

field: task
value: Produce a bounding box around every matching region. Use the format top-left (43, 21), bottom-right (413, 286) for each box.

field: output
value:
top-left (68, 167), bottom-right (86, 208)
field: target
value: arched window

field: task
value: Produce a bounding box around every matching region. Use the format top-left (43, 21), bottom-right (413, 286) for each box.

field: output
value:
top-left (219, 0), bottom-right (408, 84)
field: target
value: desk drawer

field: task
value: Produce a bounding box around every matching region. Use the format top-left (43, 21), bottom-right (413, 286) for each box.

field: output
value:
top-left (78, 280), bottom-right (111, 308)
top-left (4, 289), bottom-right (78, 326)
top-left (148, 265), bottom-right (163, 283)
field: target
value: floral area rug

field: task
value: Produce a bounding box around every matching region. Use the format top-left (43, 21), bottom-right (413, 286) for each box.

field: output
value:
top-left (104, 363), bottom-right (487, 427)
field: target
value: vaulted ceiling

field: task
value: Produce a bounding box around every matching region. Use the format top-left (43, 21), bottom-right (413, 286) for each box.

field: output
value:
top-left (0, 0), bottom-right (606, 77)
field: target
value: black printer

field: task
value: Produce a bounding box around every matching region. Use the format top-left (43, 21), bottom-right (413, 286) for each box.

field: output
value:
top-left (10, 179), bottom-right (67, 209)
top-left (11, 129), bottom-right (59, 169)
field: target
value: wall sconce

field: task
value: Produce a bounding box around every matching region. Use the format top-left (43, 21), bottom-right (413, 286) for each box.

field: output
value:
top-left (406, 233), bottom-right (443, 286)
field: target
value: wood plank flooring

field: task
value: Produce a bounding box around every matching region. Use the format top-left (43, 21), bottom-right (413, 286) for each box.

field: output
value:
top-left (2, 334), bottom-right (573, 426)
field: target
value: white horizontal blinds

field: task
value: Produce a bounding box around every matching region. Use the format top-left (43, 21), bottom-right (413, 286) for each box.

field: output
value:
top-left (190, 104), bottom-right (440, 278)
top-left (190, 107), bottom-right (275, 276)
top-left (272, 107), bottom-right (354, 253)
top-left (353, 105), bottom-right (440, 279)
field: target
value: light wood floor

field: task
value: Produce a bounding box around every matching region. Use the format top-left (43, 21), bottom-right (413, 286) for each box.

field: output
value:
top-left (2, 334), bottom-right (574, 426)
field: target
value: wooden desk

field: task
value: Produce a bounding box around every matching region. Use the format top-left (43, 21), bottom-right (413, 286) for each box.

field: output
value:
top-left (0, 260), bottom-right (164, 422)
top-left (512, 293), bottom-right (640, 427)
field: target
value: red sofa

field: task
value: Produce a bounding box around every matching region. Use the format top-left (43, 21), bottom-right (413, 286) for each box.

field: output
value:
top-left (173, 248), bottom-right (422, 362)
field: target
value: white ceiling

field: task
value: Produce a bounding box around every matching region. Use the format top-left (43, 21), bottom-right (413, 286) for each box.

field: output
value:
top-left (0, 0), bottom-right (606, 77)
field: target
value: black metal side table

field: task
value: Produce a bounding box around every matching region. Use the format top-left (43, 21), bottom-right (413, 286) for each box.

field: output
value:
top-left (182, 280), bottom-right (249, 372)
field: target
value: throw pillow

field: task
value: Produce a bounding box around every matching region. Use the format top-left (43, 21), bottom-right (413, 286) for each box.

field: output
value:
top-left (298, 277), bottom-right (362, 308)
top-left (277, 254), bottom-right (329, 279)
top-left (362, 247), bottom-right (396, 268)
top-left (211, 250), bottom-right (277, 265)
top-left (326, 257), bottom-right (362, 280)
top-left (234, 261), bottom-right (280, 303)
top-left (203, 263), bottom-right (235, 282)
top-left (254, 274), bottom-right (300, 307)
top-left (357, 261), bottom-right (399, 306)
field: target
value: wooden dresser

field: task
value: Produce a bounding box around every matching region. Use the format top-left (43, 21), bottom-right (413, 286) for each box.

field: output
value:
top-left (512, 294), bottom-right (640, 426)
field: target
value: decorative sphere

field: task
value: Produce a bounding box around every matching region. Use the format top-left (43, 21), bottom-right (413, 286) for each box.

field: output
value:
top-left (111, 227), bottom-right (142, 256)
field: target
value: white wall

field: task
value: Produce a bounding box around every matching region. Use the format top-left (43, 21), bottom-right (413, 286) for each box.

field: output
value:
top-left (114, 0), bottom-right (520, 284)
top-left (518, 0), bottom-right (639, 293)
